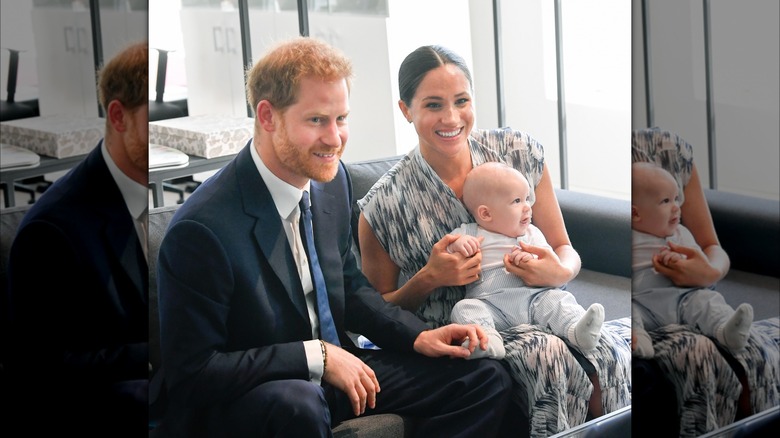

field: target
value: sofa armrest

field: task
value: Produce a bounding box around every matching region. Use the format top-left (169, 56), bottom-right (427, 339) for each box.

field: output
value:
top-left (555, 189), bottom-right (631, 278)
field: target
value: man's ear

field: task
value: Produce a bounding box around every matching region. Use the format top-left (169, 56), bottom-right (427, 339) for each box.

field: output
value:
top-left (107, 100), bottom-right (126, 133)
top-left (257, 100), bottom-right (276, 132)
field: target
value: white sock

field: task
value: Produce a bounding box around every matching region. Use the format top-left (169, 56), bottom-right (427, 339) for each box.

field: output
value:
top-left (568, 303), bottom-right (604, 352)
top-left (717, 303), bottom-right (753, 352)
top-left (633, 326), bottom-right (655, 358)
top-left (462, 327), bottom-right (506, 360)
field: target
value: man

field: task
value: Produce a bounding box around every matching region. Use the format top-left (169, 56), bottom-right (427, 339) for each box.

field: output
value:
top-left (6, 41), bottom-right (149, 436)
top-left (155, 37), bottom-right (513, 437)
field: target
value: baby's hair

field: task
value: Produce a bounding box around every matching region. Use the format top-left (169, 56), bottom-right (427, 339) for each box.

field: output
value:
top-left (632, 162), bottom-right (676, 201)
top-left (462, 162), bottom-right (526, 215)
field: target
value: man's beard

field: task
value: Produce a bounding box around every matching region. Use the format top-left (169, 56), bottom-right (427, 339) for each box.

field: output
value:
top-left (273, 119), bottom-right (343, 183)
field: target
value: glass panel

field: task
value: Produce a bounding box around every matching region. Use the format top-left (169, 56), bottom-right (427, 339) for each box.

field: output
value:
top-left (561, 0), bottom-right (631, 199)
top-left (709, 0), bottom-right (779, 200)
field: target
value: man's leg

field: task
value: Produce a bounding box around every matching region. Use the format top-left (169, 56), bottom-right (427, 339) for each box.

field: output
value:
top-left (328, 349), bottom-right (513, 438)
top-left (221, 380), bottom-right (332, 438)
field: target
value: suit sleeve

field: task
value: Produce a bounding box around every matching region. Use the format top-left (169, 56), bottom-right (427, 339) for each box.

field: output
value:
top-left (8, 221), bottom-right (148, 383)
top-left (157, 219), bottom-right (310, 408)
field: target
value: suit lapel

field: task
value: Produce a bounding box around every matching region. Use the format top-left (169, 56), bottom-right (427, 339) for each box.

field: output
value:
top-left (235, 143), bottom-right (309, 323)
top-left (89, 146), bottom-right (148, 300)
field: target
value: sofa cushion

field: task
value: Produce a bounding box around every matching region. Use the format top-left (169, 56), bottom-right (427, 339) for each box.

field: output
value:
top-left (332, 414), bottom-right (415, 438)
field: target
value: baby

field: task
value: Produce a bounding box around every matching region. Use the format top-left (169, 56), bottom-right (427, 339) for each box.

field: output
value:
top-left (631, 162), bottom-right (753, 358)
top-left (448, 162), bottom-right (604, 359)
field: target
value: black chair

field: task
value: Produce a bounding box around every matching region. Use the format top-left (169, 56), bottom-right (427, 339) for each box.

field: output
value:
top-left (1, 48), bottom-right (48, 205)
top-left (0, 48), bottom-right (38, 122)
top-left (149, 48), bottom-right (187, 122)
top-left (148, 48), bottom-right (198, 202)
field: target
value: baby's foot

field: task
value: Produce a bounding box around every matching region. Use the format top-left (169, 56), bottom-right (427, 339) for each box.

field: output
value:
top-left (718, 303), bottom-right (753, 352)
top-left (569, 303), bottom-right (605, 351)
top-left (632, 326), bottom-right (655, 358)
top-left (462, 327), bottom-right (506, 360)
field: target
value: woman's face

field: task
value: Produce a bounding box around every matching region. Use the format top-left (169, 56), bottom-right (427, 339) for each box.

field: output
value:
top-left (400, 64), bottom-right (474, 159)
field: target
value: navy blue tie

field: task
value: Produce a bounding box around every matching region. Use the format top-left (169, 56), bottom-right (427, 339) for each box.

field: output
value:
top-left (300, 190), bottom-right (340, 346)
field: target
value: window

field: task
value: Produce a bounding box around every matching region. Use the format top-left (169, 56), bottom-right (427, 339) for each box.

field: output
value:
top-left (633, 0), bottom-right (779, 201)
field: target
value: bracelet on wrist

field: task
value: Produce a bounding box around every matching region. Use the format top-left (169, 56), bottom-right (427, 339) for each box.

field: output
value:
top-left (319, 340), bottom-right (328, 376)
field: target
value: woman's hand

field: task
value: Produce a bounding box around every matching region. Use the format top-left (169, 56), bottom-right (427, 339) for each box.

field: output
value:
top-left (509, 246), bottom-right (537, 265)
top-left (652, 241), bottom-right (722, 287)
top-left (424, 234), bottom-right (483, 287)
top-left (656, 246), bottom-right (686, 266)
top-left (503, 241), bottom-right (574, 287)
top-left (447, 234), bottom-right (482, 258)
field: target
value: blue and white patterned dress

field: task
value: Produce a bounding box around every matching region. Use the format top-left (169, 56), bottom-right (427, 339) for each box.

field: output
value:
top-left (359, 128), bottom-right (631, 437)
top-left (632, 127), bottom-right (779, 437)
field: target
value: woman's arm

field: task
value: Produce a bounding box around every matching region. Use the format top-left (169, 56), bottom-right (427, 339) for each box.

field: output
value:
top-left (653, 163), bottom-right (729, 286)
top-left (358, 213), bottom-right (481, 311)
top-left (503, 164), bottom-right (581, 287)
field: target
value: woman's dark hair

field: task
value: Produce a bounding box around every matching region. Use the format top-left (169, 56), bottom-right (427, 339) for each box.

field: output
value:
top-left (398, 45), bottom-right (473, 106)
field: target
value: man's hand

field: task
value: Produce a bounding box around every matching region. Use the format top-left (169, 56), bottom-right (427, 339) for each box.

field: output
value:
top-left (413, 324), bottom-right (488, 359)
top-left (321, 342), bottom-right (380, 416)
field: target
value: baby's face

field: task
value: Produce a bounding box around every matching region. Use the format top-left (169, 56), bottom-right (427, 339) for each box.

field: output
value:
top-left (633, 173), bottom-right (681, 237)
top-left (483, 172), bottom-right (533, 237)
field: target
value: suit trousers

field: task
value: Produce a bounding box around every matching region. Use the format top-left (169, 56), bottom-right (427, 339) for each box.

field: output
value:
top-left (203, 348), bottom-right (513, 438)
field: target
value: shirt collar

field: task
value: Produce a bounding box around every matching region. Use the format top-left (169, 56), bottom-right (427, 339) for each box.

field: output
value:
top-left (249, 139), bottom-right (310, 220)
top-left (101, 140), bottom-right (147, 219)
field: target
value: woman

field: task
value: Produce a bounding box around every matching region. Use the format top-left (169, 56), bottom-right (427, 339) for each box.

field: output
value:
top-left (631, 128), bottom-right (779, 436)
top-left (357, 45), bottom-right (631, 437)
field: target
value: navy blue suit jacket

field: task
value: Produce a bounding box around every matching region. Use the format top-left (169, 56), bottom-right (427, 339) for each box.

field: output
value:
top-left (157, 142), bottom-right (428, 412)
top-left (6, 142), bottom-right (148, 408)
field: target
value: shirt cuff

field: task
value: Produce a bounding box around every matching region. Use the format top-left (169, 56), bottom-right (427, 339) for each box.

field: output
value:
top-left (304, 339), bottom-right (324, 385)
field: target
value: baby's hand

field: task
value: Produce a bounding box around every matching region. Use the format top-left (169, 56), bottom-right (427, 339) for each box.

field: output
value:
top-left (447, 235), bottom-right (482, 257)
top-left (657, 247), bottom-right (687, 266)
top-left (509, 246), bottom-right (537, 266)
